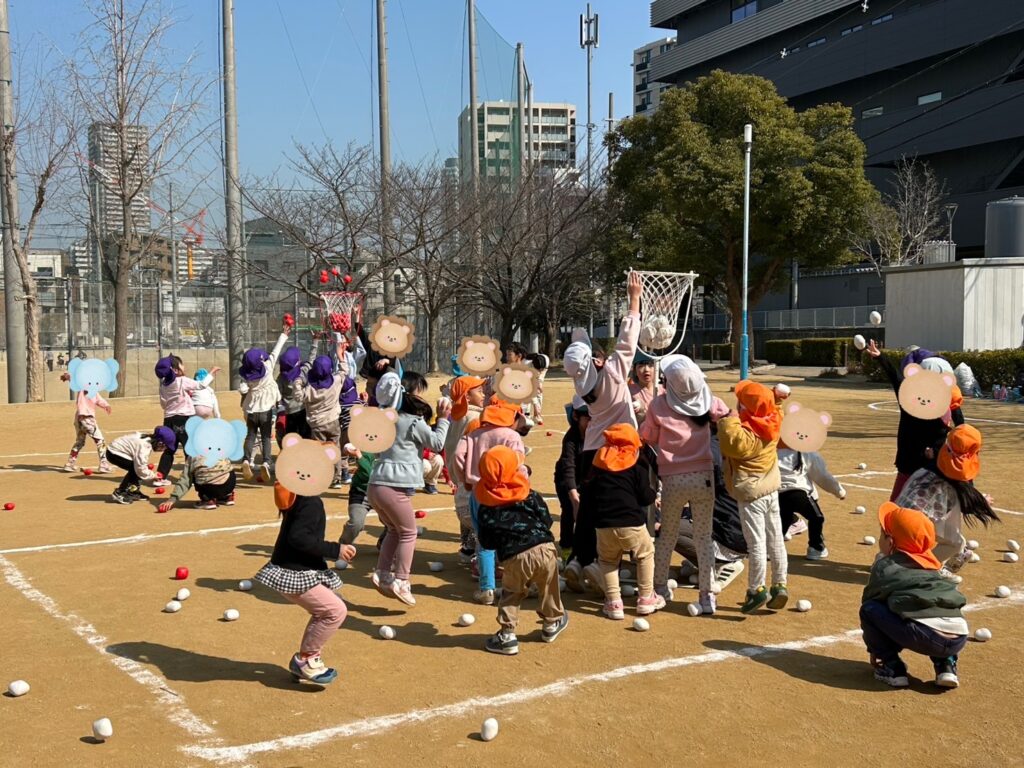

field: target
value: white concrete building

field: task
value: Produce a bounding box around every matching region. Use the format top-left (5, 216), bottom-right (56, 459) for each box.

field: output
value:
top-left (633, 37), bottom-right (676, 115)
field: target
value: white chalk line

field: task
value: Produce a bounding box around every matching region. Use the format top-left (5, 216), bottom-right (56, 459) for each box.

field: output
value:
top-left (868, 400), bottom-right (1024, 427)
top-left (0, 553), bottom-right (219, 740)
top-left (182, 591), bottom-right (1024, 764)
top-left (838, 481), bottom-right (1024, 518)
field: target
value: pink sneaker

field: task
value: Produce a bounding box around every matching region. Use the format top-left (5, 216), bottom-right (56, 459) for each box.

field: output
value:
top-left (390, 578), bottom-right (416, 606)
top-left (372, 570), bottom-right (395, 597)
top-left (602, 599), bottom-right (625, 620)
top-left (637, 593), bottom-right (666, 616)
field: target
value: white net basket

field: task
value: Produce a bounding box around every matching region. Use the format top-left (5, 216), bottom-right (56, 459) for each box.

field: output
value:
top-left (632, 270), bottom-right (698, 359)
top-left (318, 291), bottom-right (364, 337)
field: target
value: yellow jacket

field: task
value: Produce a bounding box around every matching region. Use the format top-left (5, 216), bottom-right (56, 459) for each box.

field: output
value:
top-left (717, 416), bottom-right (781, 502)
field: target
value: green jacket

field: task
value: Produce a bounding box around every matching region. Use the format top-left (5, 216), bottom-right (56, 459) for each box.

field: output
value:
top-left (862, 552), bottom-right (966, 620)
top-left (351, 452), bottom-right (374, 497)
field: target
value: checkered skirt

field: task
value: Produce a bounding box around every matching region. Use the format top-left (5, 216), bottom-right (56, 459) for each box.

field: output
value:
top-left (254, 562), bottom-right (342, 595)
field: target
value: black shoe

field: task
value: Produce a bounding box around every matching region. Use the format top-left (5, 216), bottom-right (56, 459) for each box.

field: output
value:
top-left (933, 656), bottom-right (959, 689)
top-left (110, 490), bottom-right (132, 505)
top-left (873, 658), bottom-right (909, 688)
top-left (541, 613), bottom-right (569, 644)
top-left (484, 631), bottom-right (519, 656)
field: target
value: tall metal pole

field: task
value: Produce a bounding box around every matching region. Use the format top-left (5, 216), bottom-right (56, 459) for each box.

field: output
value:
top-left (376, 0), bottom-right (394, 312)
top-left (468, 0), bottom-right (480, 194)
top-left (740, 123), bottom-right (752, 381)
top-left (222, 0), bottom-right (245, 389)
top-left (0, 0), bottom-right (26, 402)
top-left (516, 43), bottom-right (526, 180)
top-left (169, 181), bottom-right (179, 347)
top-left (527, 81), bottom-right (535, 168)
top-left (580, 4), bottom-right (598, 188)
top-left (155, 276), bottom-right (163, 357)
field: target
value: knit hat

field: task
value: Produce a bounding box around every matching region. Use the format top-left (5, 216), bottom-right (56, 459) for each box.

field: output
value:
top-left (279, 347), bottom-right (303, 382)
top-left (154, 356), bottom-right (176, 386)
top-left (900, 348), bottom-right (936, 372)
top-left (481, 397), bottom-right (521, 428)
top-left (564, 332), bottom-right (598, 397)
top-left (239, 348), bottom-right (269, 383)
top-left (937, 424), bottom-right (982, 482)
top-left (375, 371), bottom-right (403, 409)
top-left (475, 445), bottom-right (529, 506)
top-left (734, 380), bottom-right (782, 442)
top-left (878, 502), bottom-right (942, 570)
top-left (661, 354), bottom-right (712, 417)
top-left (151, 426), bottom-right (177, 452)
top-left (593, 423), bottom-right (642, 472)
top-left (308, 356), bottom-right (335, 390)
top-left (449, 375), bottom-right (486, 421)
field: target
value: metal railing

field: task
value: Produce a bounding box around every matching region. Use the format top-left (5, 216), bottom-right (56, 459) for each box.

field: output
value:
top-left (694, 304), bottom-right (885, 331)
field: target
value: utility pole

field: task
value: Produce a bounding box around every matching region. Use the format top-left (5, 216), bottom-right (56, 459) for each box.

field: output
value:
top-left (468, 0), bottom-right (484, 334)
top-left (168, 181), bottom-right (179, 347)
top-left (222, 0), bottom-right (245, 389)
top-left (516, 43), bottom-right (526, 181)
top-left (0, 0), bottom-right (26, 403)
top-left (376, 0), bottom-right (395, 313)
top-left (740, 123), bottom-right (753, 380)
top-left (527, 81), bottom-right (535, 168)
top-left (580, 4), bottom-right (598, 188)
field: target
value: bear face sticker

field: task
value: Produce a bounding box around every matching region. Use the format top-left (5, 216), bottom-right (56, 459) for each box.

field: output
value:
top-left (369, 316), bottom-right (415, 358)
top-left (494, 363), bottom-right (540, 405)
top-left (276, 433), bottom-right (340, 497)
top-left (348, 405), bottom-right (399, 453)
top-left (780, 401), bottom-right (831, 453)
top-left (899, 363), bottom-right (956, 420)
top-left (67, 357), bottom-right (120, 397)
top-left (183, 417), bottom-right (246, 468)
top-left (457, 335), bottom-right (501, 375)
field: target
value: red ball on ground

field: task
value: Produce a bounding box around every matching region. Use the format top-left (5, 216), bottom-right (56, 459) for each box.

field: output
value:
top-left (174, 567), bottom-right (189, 580)
top-left (545, 431), bottom-right (553, 437)
top-left (3, 502), bottom-right (14, 511)
top-left (414, 510), bottom-right (427, 519)
top-left (82, 468), bottom-right (93, 476)
top-left (155, 487), bottom-right (166, 495)
top-left (343, 274), bottom-right (353, 285)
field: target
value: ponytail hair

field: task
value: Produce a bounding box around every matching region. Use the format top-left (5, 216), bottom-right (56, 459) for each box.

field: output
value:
top-left (949, 478), bottom-right (999, 527)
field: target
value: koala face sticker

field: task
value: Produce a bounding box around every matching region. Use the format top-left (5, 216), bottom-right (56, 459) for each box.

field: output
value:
top-left (67, 357), bottom-right (120, 397)
top-left (780, 402), bottom-right (831, 453)
top-left (494, 363), bottom-right (540, 405)
top-left (348, 405), bottom-right (399, 453)
top-left (276, 433), bottom-right (340, 497)
top-left (184, 417), bottom-right (246, 467)
top-left (899, 363), bottom-right (956, 420)
top-left (369, 315), bottom-right (416, 358)
top-left (457, 335), bottom-right (501, 375)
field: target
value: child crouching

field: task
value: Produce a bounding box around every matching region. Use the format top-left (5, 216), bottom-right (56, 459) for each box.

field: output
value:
top-left (106, 427), bottom-right (175, 504)
top-left (477, 446), bottom-right (568, 655)
top-left (158, 453), bottom-right (238, 511)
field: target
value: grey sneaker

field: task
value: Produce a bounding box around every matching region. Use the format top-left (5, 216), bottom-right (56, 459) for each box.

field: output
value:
top-left (474, 588), bottom-right (495, 606)
top-left (933, 656), bottom-right (959, 689)
top-left (485, 631), bottom-right (519, 656)
top-left (874, 658), bottom-right (910, 688)
top-left (541, 613), bottom-right (569, 643)
top-left (110, 490), bottom-right (132, 505)
top-left (699, 590), bottom-right (717, 615)
top-left (806, 546), bottom-right (829, 560)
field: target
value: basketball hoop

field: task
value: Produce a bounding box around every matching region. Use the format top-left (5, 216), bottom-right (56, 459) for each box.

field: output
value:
top-left (630, 269), bottom-right (699, 360)
top-left (318, 291), bottom-right (364, 338)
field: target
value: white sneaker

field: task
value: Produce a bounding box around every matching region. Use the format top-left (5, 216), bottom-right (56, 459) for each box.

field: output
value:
top-left (714, 560), bottom-right (745, 590)
top-left (938, 566), bottom-right (963, 584)
top-left (806, 546), bottom-right (829, 560)
top-left (785, 519), bottom-right (808, 540)
top-left (259, 463), bottom-right (272, 483)
top-left (474, 588), bottom-right (495, 605)
top-left (153, 479), bottom-right (171, 488)
top-left (241, 461), bottom-right (254, 481)
top-left (390, 578), bottom-right (416, 606)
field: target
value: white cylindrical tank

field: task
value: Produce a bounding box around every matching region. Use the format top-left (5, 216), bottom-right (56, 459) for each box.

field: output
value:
top-left (985, 196), bottom-right (1024, 258)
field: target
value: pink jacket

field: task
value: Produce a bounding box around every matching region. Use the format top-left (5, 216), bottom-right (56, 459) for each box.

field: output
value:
top-left (160, 377), bottom-right (204, 418)
top-left (583, 311), bottom-right (641, 452)
top-left (639, 394), bottom-right (729, 476)
top-left (454, 425), bottom-right (525, 488)
top-left (75, 391), bottom-right (110, 418)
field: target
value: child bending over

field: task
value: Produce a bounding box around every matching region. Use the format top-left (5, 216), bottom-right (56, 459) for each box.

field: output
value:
top-left (106, 427), bottom-right (175, 504)
top-left (159, 453), bottom-right (238, 511)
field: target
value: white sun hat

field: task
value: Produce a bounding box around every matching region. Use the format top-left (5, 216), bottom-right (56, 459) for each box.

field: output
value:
top-left (662, 355), bottom-right (712, 417)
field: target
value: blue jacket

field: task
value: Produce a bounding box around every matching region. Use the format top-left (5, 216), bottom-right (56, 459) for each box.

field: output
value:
top-left (368, 412), bottom-right (449, 489)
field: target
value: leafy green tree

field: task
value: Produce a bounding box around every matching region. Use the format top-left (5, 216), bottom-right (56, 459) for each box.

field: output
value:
top-left (606, 70), bottom-right (873, 363)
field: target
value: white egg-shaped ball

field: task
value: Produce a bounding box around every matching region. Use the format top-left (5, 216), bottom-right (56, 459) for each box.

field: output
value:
top-left (667, 578), bottom-right (678, 590)
top-left (869, 311), bottom-right (882, 326)
top-left (238, 579), bottom-right (253, 591)
top-left (621, 584), bottom-right (637, 598)
top-left (970, 552), bottom-right (981, 563)
top-left (378, 625), bottom-right (395, 640)
top-left (416, 526), bottom-right (425, 536)
top-left (796, 599), bottom-right (812, 612)
top-left (7, 680), bottom-right (30, 697)
top-left (92, 717), bottom-right (113, 740)
top-left (223, 608), bottom-right (240, 622)
top-left (863, 535), bottom-right (877, 546)
top-left (175, 587), bottom-right (190, 601)
top-left (688, 574), bottom-right (699, 585)
top-left (967, 539), bottom-right (980, 550)
top-left (1003, 552), bottom-right (1019, 563)
top-left (854, 505), bottom-right (866, 515)
top-left (686, 602), bottom-right (701, 617)
top-left (164, 600), bottom-right (182, 613)
top-left (480, 717), bottom-right (499, 742)
top-left (853, 334), bottom-right (866, 351)
top-left (857, 463), bottom-right (868, 470)
top-left (428, 561), bottom-right (444, 573)
top-left (632, 617), bottom-right (650, 632)
top-left (996, 585), bottom-right (1011, 598)
top-left (1008, 540), bottom-right (1021, 553)
top-left (458, 613), bottom-right (476, 627)
top-left (975, 627), bottom-right (992, 642)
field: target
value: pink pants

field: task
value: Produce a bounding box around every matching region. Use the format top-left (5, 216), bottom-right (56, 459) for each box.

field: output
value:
top-left (284, 584), bottom-right (348, 657)
top-left (368, 484), bottom-right (418, 580)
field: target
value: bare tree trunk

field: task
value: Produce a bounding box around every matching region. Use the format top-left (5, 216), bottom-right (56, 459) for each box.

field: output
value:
top-left (544, 316), bottom-right (559, 359)
top-left (20, 283), bottom-right (43, 400)
top-left (112, 241), bottom-right (130, 395)
top-left (426, 311), bottom-right (440, 373)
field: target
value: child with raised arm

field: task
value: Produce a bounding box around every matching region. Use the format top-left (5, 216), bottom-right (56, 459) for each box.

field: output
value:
top-left (238, 323), bottom-right (290, 482)
top-left (190, 369), bottom-right (221, 419)
top-left (300, 335), bottom-right (350, 487)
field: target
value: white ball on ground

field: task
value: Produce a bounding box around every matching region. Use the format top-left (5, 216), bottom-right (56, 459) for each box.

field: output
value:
top-left (428, 561), bottom-right (444, 573)
top-left (621, 584), bottom-right (636, 598)
top-left (618, 568), bottom-right (631, 580)
top-left (854, 506), bottom-right (866, 515)
top-left (796, 599), bottom-right (812, 612)
top-left (632, 617), bottom-right (650, 632)
top-left (175, 587), bottom-right (190, 601)
top-left (1008, 539), bottom-right (1021, 552)
top-left (863, 535), bottom-right (877, 545)
top-left (967, 539), bottom-right (980, 550)
top-left (970, 552), bottom-right (982, 563)
top-left (92, 717), bottom-right (113, 740)
top-left (857, 463), bottom-right (868, 470)
top-left (7, 680), bottom-right (30, 697)
top-left (335, 559), bottom-right (349, 570)
top-left (480, 717), bottom-right (499, 742)
top-left (378, 625), bottom-right (395, 640)
top-left (667, 578), bottom-right (678, 590)
top-left (1003, 552), bottom-right (1019, 563)
top-left (458, 613), bottom-right (476, 627)
top-left (853, 334), bottom-right (866, 351)
top-left (223, 608), bottom-right (240, 622)
top-left (416, 526), bottom-right (425, 536)
top-left (869, 311), bottom-right (882, 326)
top-left (238, 579), bottom-right (253, 591)
top-left (996, 585), bottom-right (1011, 598)
top-left (974, 627), bottom-right (993, 642)
top-left (164, 600), bottom-right (182, 613)
top-left (686, 602), bottom-right (701, 617)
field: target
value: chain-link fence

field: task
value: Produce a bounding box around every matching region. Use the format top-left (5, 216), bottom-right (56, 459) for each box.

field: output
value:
top-left (695, 304), bottom-right (886, 331)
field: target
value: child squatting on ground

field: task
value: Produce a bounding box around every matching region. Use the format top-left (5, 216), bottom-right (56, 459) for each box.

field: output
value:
top-left (860, 502), bottom-right (969, 689)
top-left (105, 427), bottom-right (176, 504)
top-left (476, 445), bottom-right (568, 655)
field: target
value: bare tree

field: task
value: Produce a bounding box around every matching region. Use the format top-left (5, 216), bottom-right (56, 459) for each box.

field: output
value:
top-left (68, 0), bottom-right (214, 394)
top-left (851, 155), bottom-right (947, 280)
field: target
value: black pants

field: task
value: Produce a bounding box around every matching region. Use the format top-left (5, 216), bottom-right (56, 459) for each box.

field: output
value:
top-left (157, 415), bottom-right (191, 479)
top-left (556, 485), bottom-right (575, 549)
top-left (572, 450), bottom-right (598, 566)
top-left (276, 410), bottom-right (311, 448)
top-left (196, 473), bottom-right (237, 502)
top-left (106, 451), bottom-right (138, 493)
top-left (779, 489), bottom-right (826, 550)
top-left (244, 411), bottom-right (274, 466)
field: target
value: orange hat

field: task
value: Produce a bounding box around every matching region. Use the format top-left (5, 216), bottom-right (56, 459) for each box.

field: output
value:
top-left (481, 397), bottom-right (521, 428)
top-left (937, 424), bottom-right (981, 482)
top-left (878, 502), bottom-right (942, 570)
top-left (949, 384), bottom-right (964, 413)
top-left (475, 445), bottom-right (529, 506)
top-left (449, 376), bottom-right (486, 421)
top-left (593, 423), bottom-right (642, 472)
top-left (734, 380), bottom-right (782, 443)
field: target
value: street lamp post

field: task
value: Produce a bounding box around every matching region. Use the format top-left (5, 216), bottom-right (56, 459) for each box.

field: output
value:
top-left (740, 123), bottom-right (753, 381)
top-left (944, 202), bottom-right (959, 260)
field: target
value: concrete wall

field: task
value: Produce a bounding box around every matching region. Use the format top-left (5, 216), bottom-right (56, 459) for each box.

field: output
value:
top-left (963, 260), bottom-right (1024, 350)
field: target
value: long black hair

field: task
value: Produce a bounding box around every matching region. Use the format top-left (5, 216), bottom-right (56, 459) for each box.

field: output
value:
top-left (400, 370), bottom-right (433, 420)
top-left (687, 411), bottom-right (712, 427)
top-left (935, 463), bottom-right (1000, 526)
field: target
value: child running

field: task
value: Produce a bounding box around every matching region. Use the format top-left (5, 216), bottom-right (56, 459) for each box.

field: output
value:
top-left (369, 371), bottom-right (451, 606)
top-left (238, 324), bottom-right (290, 482)
top-left (190, 369), bottom-right (221, 419)
top-left (778, 440), bottom-right (846, 561)
top-left (444, 375), bottom-right (487, 562)
top-left (61, 376), bottom-right (113, 474)
top-left (718, 380), bottom-right (788, 614)
top-left (860, 502), bottom-right (969, 689)
top-left (553, 396), bottom-right (589, 559)
top-left (153, 357), bottom-right (220, 486)
top-left (476, 445), bottom-right (568, 655)
top-left (105, 427), bottom-right (175, 504)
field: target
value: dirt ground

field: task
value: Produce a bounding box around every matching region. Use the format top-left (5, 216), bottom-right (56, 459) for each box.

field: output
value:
top-left (2, 370), bottom-right (1023, 767)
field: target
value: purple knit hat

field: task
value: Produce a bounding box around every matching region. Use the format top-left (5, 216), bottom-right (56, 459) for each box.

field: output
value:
top-left (154, 356), bottom-right (176, 386)
top-left (279, 347), bottom-right (303, 382)
top-left (151, 426), bottom-right (177, 452)
top-left (900, 348), bottom-right (936, 372)
top-left (239, 348), bottom-right (269, 383)
top-left (307, 355), bottom-right (334, 390)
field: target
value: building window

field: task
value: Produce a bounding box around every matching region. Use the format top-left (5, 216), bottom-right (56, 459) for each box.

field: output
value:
top-left (871, 13), bottom-right (894, 25)
top-left (841, 24), bottom-right (862, 36)
top-left (862, 106), bottom-right (884, 118)
top-left (807, 37), bottom-right (826, 48)
top-left (918, 91), bottom-right (942, 105)
top-left (731, 0), bottom-right (758, 23)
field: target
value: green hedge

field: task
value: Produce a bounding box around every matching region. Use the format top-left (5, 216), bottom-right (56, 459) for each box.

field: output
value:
top-left (861, 348), bottom-right (1024, 390)
top-left (765, 338), bottom-right (849, 366)
top-left (701, 343), bottom-right (734, 361)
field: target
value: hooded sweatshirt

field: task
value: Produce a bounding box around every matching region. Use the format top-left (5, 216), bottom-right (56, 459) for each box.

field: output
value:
top-left (579, 314), bottom-right (642, 452)
top-left (778, 449), bottom-right (844, 501)
top-left (238, 333), bottom-right (288, 414)
top-left (640, 394), bottom-right (729, 476)
top-left (107, 433), bottom-right (158, 482)
top-left (718, 382), bottom-right (782, 503)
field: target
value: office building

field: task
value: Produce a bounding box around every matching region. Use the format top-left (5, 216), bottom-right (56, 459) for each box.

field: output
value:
top-left (87, 122), bottom-right (152, 239)
top-left (633, 37), bottom-right (676, 114)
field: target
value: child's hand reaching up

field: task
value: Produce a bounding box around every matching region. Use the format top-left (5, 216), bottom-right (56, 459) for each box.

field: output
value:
top-left (339, 544), bottom-right (357, 562)
top-left (865, 339), bottom-right (881, 358)
top-left (626, 271), bottom-right (643, 312)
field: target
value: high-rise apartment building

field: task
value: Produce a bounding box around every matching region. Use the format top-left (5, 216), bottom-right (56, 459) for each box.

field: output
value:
top-left (87, 122), bottom-right (152, 240)
top-left (458, 101), bottom-right (577, 184)
top-left (633, 37), bottom-right (676, 115)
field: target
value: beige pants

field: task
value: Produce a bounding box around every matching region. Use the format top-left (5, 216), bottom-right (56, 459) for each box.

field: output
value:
top-left (596, 525), bottom-right (655, 601)
top-left (422, 454), bottom-right (444, 486)
top-left (497, 542), bottom-right (564, 633)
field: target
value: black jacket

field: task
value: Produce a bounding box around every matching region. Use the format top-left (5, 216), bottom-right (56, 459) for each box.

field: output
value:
top-left (554, 424), bottom-right (584, 492)
top-left (477, 490), bottom-right (555, 563)
top-left (879, 355), bottom-right (964, 475)
top-left (270, 496), bottom-right (341, 571)
top-left (584, 453), bottom-right (659, 529)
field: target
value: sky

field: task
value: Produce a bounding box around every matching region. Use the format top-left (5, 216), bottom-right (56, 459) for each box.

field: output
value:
top-left (9, 0), bottom-right (656, 246)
